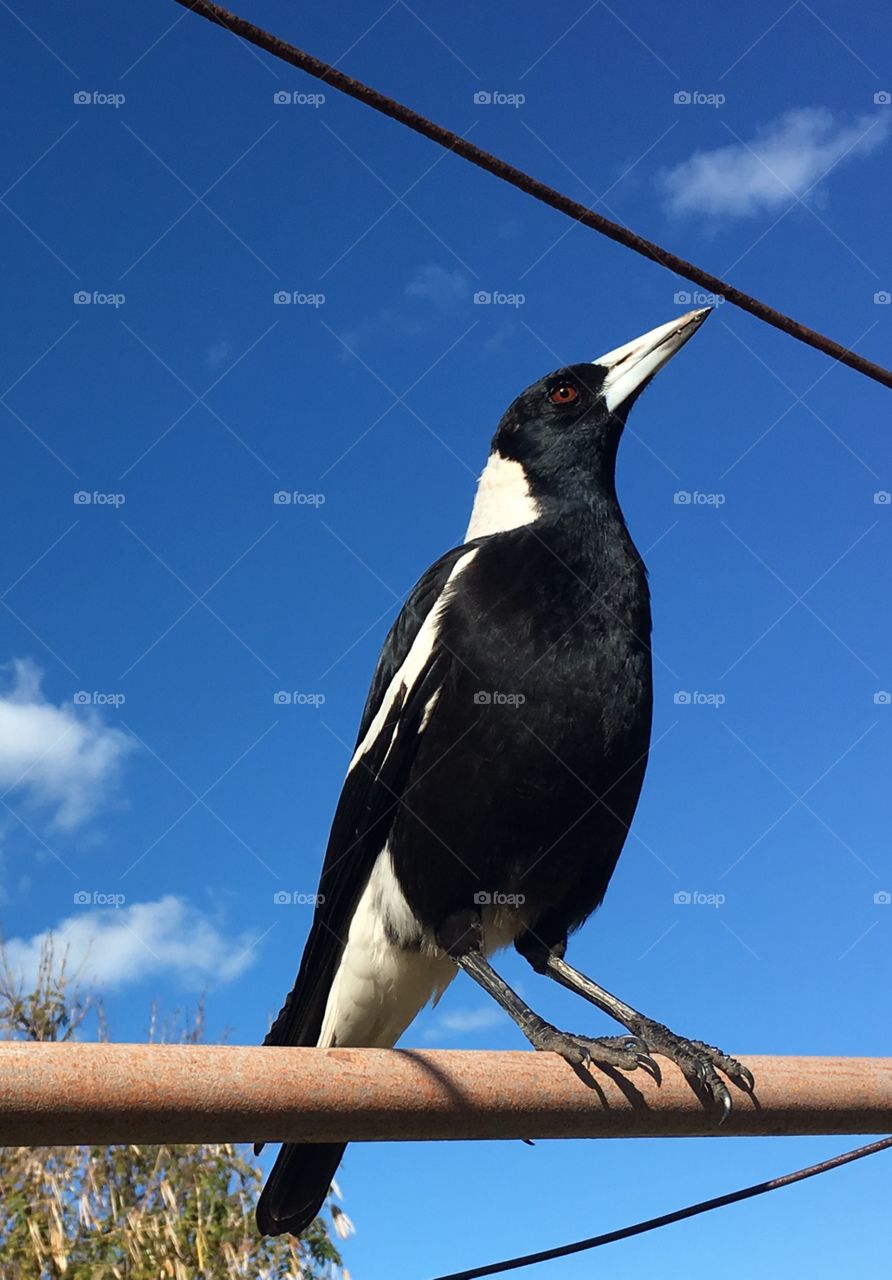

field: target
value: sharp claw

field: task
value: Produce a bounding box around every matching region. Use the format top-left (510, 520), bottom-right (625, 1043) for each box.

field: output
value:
top-left (637, 1053), bottom-right (662, 1084)
top-left (622, 1026), bottom-right (752, 1114)
top-left (716, 1088), bottom-right (732, 1125)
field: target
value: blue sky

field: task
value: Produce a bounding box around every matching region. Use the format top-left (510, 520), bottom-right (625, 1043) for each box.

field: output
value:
top-left (1, 0), bottom-right (890, 1274)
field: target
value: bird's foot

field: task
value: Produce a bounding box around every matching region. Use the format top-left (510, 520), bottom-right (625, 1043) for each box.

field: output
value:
top-left (621, 1016), bottom-right (754, 1121)
top-left (527, 1022), bottom-right (660, 1080)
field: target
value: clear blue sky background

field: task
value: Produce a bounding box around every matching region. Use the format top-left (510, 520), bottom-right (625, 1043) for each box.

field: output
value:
top-left (1, 1), bottom-right (890, 1275)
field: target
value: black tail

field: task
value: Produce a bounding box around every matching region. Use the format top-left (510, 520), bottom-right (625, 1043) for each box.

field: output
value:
top-left (255, 1141), bottom-right (347, 1237)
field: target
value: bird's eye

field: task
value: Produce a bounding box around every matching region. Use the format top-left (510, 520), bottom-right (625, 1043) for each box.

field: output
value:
top-left (548, 384), bottom-right (579, 405)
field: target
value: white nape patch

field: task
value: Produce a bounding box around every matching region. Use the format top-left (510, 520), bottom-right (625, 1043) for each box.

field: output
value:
top-left (465, 453), bottom-right (540, 540)
top-left (318, 846), bottom-right (455, 1049)
top-left (348, 548), bottom-right (478, 773)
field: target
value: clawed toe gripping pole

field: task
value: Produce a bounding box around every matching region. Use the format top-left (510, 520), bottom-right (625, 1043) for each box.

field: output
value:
top-left (442, 916), bottom-right (753, 1118)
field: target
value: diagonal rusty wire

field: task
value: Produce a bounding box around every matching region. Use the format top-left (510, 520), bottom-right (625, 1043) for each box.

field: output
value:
top-left (173, 0), bottom-right (892, 391)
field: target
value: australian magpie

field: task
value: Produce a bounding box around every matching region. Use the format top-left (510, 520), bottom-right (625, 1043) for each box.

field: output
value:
top-left (256, 307), bottom-right (753, 1237)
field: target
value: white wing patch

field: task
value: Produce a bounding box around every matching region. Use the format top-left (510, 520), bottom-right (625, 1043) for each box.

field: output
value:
top-left (348, 547), bottom-right (478, 774)
top-left (465, 453), bottom-right (540, 540)
top-left (318, 845), bottom-right (455, 1048)
top-left (317, 846), bottom-right (531, 1049)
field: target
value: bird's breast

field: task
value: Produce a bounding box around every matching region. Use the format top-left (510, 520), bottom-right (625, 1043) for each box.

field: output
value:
top-left (452, 521), bottom-right (653, 749)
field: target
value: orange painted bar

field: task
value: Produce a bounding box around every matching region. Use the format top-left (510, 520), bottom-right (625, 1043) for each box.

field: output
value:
top-left (0, 1046), bottom-right (888, 1146)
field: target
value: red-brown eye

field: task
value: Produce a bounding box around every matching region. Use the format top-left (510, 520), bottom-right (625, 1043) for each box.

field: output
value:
top-left (549, 384), bottom-right (578, 405)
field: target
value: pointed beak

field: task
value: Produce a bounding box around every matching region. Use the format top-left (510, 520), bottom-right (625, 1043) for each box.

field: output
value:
top-left (594, 307), bottom-right (712, 413)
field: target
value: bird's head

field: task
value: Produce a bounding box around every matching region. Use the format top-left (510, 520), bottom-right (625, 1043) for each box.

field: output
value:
top-left (467, 307), bottom-right (711, 537)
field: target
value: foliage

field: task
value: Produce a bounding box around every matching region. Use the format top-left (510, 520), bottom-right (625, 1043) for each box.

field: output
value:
top-left (0, 940), bottom-right (347, 1279)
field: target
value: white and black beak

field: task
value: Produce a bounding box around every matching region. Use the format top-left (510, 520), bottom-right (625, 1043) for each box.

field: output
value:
top-left (594, 307), bottom-right (712, 414)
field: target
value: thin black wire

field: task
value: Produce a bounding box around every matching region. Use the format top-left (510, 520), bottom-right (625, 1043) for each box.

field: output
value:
top-left (429, 1135), bottom-right (892, 1280)
top-left (174, 0), bottom-right (892, 392)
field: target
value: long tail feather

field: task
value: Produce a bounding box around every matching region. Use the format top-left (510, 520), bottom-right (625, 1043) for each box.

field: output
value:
top-left (256, 1142), bottom-right (347, 1237)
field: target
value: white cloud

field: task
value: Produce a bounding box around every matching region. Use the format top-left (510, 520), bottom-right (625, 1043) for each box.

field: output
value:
top-left (3, 895), bottom-right (258, 991)
top-left (424, 1006), bottom-right (505, 1039)
top-left (341, 265), bottom-right (470, 349)
top-left (659, 108), bottom-right (890, 218)
top-left (0, 659), bottom-right (133, 830)
top-left (405, 264), bottom-right (469, 309)
top-left (205, 340), bottom-right (232, 368)
top-left (481, 322), bottom-right (518, 356)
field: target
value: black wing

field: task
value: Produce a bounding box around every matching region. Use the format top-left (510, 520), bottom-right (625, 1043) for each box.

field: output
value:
top-left (352, 541), bottom-right (475, 748)
top-left (262, 541), bottom-right (474, 1052)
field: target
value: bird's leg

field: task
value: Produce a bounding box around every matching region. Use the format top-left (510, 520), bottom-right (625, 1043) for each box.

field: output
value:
top-left (516, 935), bottom-right (754, 1120)
top-left (436, 910), bottom-right (659, 1078)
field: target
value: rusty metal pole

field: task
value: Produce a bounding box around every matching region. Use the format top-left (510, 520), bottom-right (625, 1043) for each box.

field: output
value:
top-left (0, 1047), bottom-right (889, 1146)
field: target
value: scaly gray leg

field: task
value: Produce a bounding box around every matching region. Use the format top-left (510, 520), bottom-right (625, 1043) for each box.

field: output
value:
top-left (437, 911), bottom-right (659, 1078)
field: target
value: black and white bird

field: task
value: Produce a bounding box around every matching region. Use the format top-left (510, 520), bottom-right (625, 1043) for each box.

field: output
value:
top-left (256, 307), bottom-right (753, 1237)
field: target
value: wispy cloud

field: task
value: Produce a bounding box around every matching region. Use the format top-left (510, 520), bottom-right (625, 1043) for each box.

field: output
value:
top-left (424, 1005), bottom-right (505, 1039)
top-left (2, 895), bottom-right (258, 991)
top-left (205, 340), bottom-right (233, 368)
top-left (0, 659), bottom-right (133, 830)
top-left (404, 264), bottom-right (469, 309)
top-left (341, 263), bottom-right (470, 350)
top-left (659, 108), bottom-right (890, 218)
